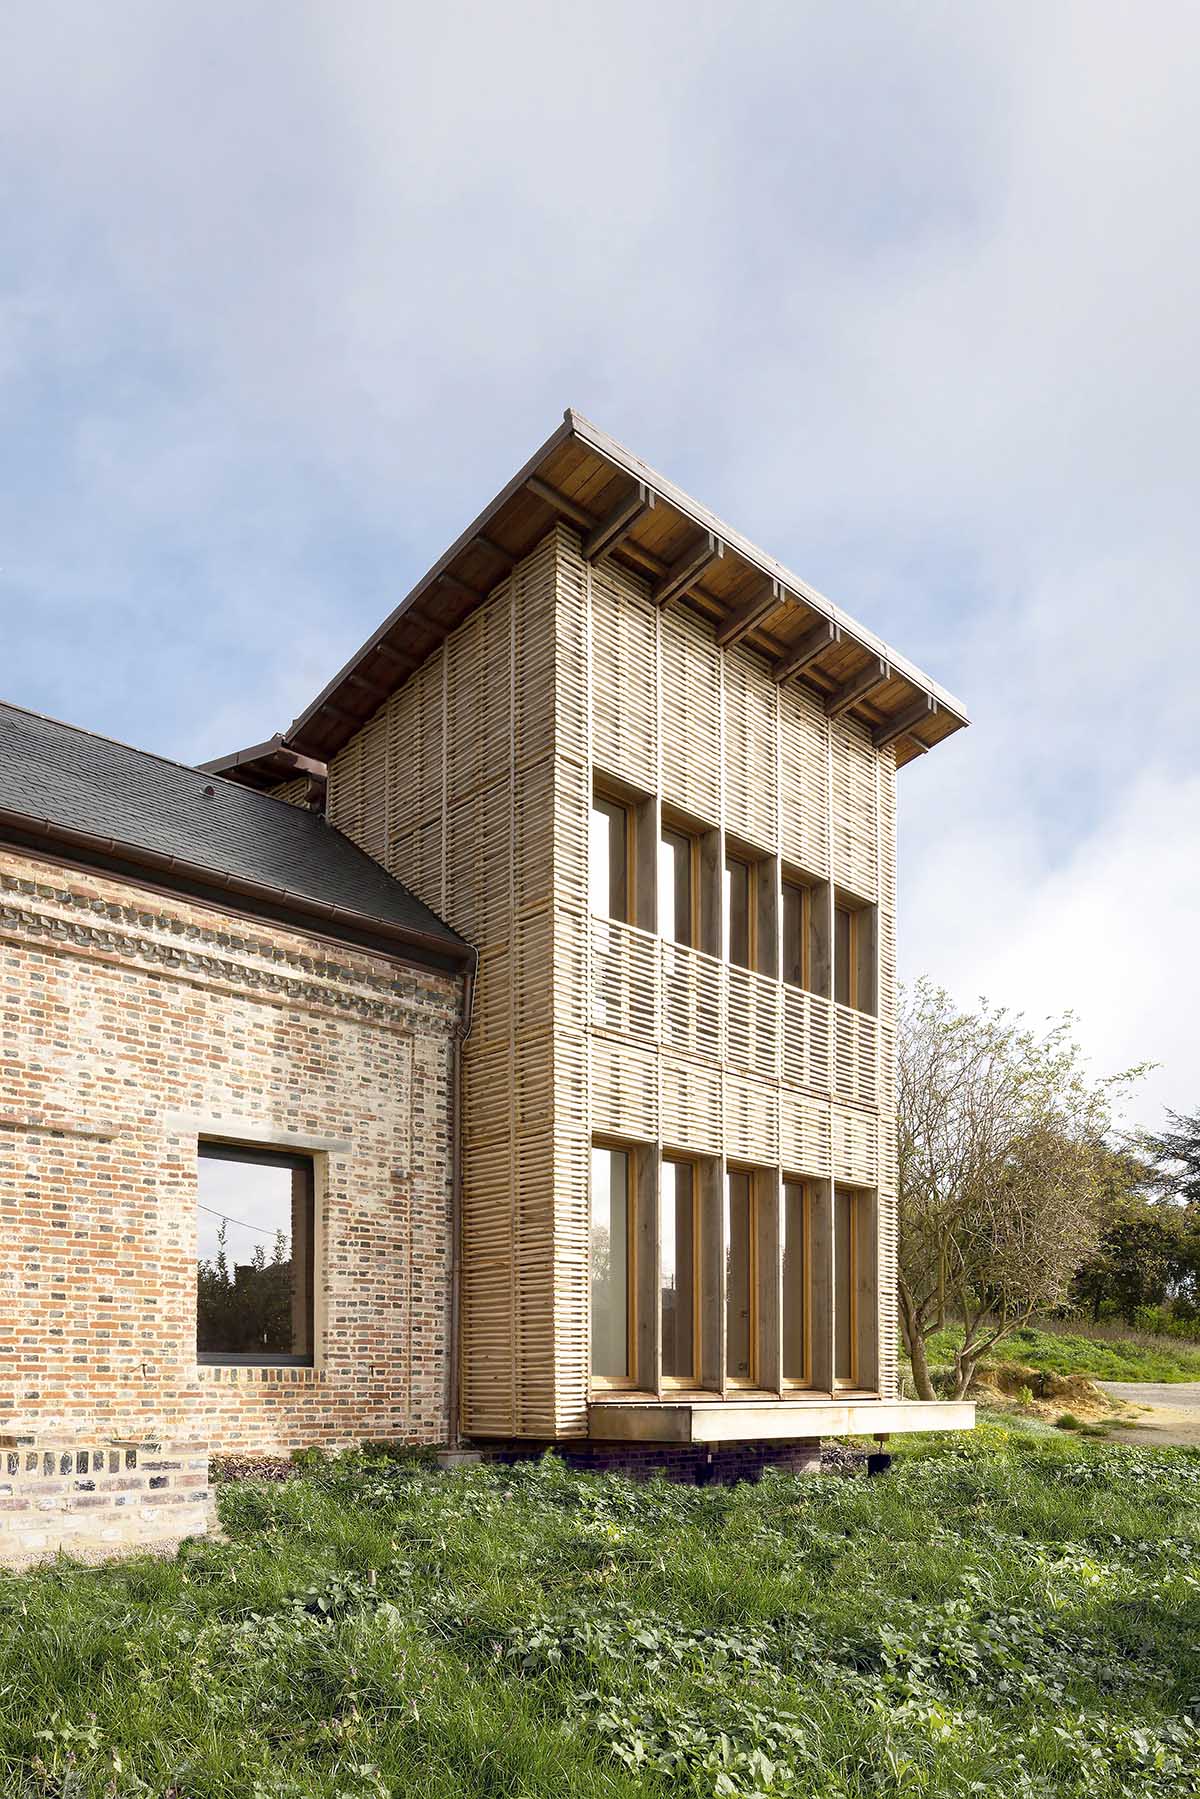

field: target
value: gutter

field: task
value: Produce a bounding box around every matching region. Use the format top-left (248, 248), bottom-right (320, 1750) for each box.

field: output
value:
top-left (0, 807), bottom-right (473, 973)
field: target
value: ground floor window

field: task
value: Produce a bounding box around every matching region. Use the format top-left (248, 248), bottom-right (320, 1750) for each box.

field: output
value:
top-left (196, 1144), bottom-right (315, 1366)
top-left (834, 1184), bottom-right (859, 1386)
top-left (661, 1156), bottom-right (699, 1385)
top-left (782, 1179), bottom-right (810, 1385)
top-left (587, 1145), bottom-right (872, 1399)
top-left (590, 1143), bottom-right (633, 1384)
top-left (725, 1167), bottom-right (757, 1384)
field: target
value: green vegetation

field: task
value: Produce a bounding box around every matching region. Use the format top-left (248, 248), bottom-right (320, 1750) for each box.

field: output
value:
top-left (928, 1321), bottom-right (1200, 1385)
top-left (2, 1432), bottom-right (1200, 1797)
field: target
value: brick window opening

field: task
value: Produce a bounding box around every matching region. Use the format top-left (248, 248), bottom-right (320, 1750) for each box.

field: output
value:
top-left (196, 1143), bottom-right (315, 1367)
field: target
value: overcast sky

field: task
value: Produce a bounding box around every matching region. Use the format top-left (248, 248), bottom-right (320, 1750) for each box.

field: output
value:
top-left (2, 3), bottom-right (1196, 1129)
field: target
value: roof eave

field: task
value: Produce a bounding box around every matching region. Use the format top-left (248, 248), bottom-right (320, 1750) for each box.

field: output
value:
top-left (285, 409), bottom-right (968, 764)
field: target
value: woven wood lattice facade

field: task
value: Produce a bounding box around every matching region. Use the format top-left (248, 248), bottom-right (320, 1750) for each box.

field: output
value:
top-left (326, 525), bottom-right (901, 1438)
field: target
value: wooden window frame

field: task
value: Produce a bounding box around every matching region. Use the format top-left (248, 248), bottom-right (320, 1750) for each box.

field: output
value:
top-left (590, 1137), bottom-right (638, 1392)
top-left (196, 1141), bottom-right (315, 1368)
top-left (781, 1176), bottom-right (813, 1390)
top-left (590, 786), bottom-right (635, 926)
top-left (833, 1183), bottom-right (860, 1390)
top-left (660, 1151), bottom-right (703, 1391)
top-left (659, 815), bottom-right (702, 950)
top-left (723, 847), bottom-right (758, 973)
top-left (781, 877), bottom-right (811, 992)
top-left (724, 1163), bottom-right (760, 1389)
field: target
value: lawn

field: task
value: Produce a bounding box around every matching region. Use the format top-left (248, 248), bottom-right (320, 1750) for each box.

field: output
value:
top-left (927, 1321), bottom-right (1200, 1385)
top-left (1, 1431), bottom-right (1199, 1798)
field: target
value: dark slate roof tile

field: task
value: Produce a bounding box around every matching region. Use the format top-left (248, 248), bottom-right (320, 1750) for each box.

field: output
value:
top-left (0, 701), bottom-right (468, 961)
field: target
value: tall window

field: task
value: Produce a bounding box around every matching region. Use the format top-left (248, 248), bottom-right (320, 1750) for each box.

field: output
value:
top-left (590, 1144), bottom-right (632, 1384)
top-left (782, 879), bottom-right (811, 991)
top-left (197, 1145), bottom-right (314, 1365)
top-left (590, 794), bottom-right (630, 922)
top-left (781, 1179), bottom-right (809, 1385)
top-left (723, 855), bottom-right (753, 970)
top-left (725, 1168), bottom-right (756, 1384)
top-left (833, 902), bottom-right (856, 1008)
top-left (661, 1157), bottom-right (698, 1384)
top-left (834, 1185), bottom-right (858, 1386)
top-left (659, 826), bottom-right (697, 947)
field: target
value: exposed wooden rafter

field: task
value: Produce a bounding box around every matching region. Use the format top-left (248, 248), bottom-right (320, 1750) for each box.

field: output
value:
top-left (437, 571), bottom-right (488, 605)
top-left (716, 579), bottom-right (784, 648)
top-left (825, 657), bottom-right (891, 719)
top-left (653, 533), bottom-right (723, 608)
top-left (524, 474), bottom-right (593, 529)
top-left (475, 535), bottom-right (515, 567)
top-left (872, 693), bottom-right (937, 750)
top-left (772, 617), bottom-right (840, 683)
top-left (583, 483), bottom-right (655, 562)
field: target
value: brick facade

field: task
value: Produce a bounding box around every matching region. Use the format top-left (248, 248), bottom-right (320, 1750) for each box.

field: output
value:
top-left (483, 1438), bottom-right (823, 1483)
top-left (0, 846), bottom-right (463, 1456)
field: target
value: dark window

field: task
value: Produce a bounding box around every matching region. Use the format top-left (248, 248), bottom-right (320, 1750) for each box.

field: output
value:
top-left (196, 1144), bottom-right (315, 1365)
top-left (834, 903), bottom-right (855, 1008)
top-left (660, 827), bottom-right (697, 947)
top-left (723, 855), bottom-right (753, 970)
top-left (782, 880), bottom-right (810, 990)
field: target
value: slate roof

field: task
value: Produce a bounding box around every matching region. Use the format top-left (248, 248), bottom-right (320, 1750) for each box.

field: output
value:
top-left (0, 700), bottom-right (469, 965)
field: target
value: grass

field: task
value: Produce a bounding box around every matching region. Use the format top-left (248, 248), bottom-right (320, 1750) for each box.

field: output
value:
top-left (927, 1320), bottom-right (1200, 1385)
top-left (1, 1433), bottom-right (1199, 1797)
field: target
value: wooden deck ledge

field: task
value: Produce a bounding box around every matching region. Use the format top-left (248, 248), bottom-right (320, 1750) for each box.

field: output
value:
top-left (587, 1398), bottom-right (975, 1444)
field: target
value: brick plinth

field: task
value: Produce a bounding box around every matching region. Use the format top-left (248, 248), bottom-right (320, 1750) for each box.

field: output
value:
top-left (479, 1438), bottom-right (823, 1484)
top-left (0, 1429), bottom-right (213, 1564)
top-left (0, 848), bottom-right (462, 1457)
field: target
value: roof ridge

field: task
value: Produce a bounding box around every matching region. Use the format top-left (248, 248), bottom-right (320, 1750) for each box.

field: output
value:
top-left (0, 697), bottom-right (300, 813)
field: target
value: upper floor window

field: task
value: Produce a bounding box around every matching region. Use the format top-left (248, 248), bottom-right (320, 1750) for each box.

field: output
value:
top-left (659, 825), bottom-right (699, 948)
top-left (197, 1144), bottom-right (314, 1366)
top-left (782, 878), bottom-right (813, 991)
top-left (723, 854), bottom-right (754, 970)
top-left (834, 894), bottom-right (876, 1014)
top-left (590, 793), bottom-right (631, 923)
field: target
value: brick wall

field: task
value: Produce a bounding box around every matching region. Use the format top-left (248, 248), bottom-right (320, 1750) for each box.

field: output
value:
top-left (483, 1438), bottom-right (822, 1484)
top-left (0, 847), bottom-right (463, 1455)
top-left (0, 1429), bottom-right (213, 1564)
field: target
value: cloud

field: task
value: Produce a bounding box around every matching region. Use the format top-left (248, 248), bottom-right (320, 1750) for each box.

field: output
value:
top-left (0, 1), bottom-right (1195, 1123)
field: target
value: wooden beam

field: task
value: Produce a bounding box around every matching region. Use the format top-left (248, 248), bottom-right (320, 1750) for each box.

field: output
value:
top-left (524, 474), bottom-right (593, 529)
top-left (583, 483), bottom-right (654, 562)
top-left (474, 534), bottom-right (515, 567)
top-left (897, 734), bottom-right (929, 759)
top-left (772, 617), bottom-right (840, 682)
top-left (872, 693), bottom-right (936, 750)
top-left (825, 656), bottom-right (891, 719)
top-left (436, 571), bottom-right (488, 605)
top-left (716, 579), bottom-right (783, 648)
top-left (523, 475), bottom-right (671, 579)
top-left (652, 533), bottom-right (723, 608)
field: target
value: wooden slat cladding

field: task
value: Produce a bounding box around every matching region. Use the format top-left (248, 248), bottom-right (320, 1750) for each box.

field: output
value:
top-left (325, 521), bottom-right (908, 1438)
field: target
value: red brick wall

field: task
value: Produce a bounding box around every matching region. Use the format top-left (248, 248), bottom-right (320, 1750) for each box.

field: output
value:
top-left (0, 847), bottom-right (463, 1454)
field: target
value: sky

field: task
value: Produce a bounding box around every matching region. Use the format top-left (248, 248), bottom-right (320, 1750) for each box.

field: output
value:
top-left (2, 2), bottom-right (1196, 1130)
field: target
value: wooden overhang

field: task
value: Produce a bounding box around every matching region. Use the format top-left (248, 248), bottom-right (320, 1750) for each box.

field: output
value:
top-left (200, 735), bottom-right (328, 799)
top-left (587, 1398), bottom-right (976, 1444)
top-left (284, 410), bottom-right (969, 769)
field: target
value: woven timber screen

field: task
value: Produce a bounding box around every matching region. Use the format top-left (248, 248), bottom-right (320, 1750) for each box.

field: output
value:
top-left (327, 524), bottom-right (900, 1438)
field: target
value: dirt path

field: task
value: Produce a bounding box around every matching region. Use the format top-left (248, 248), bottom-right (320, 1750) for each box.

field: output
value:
top-left (1097, 1380), bottom-right (1200, 1448)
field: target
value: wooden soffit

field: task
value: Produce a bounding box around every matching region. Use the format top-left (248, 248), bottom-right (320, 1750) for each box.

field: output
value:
top-left (285, 410), bottom-right (969, 768)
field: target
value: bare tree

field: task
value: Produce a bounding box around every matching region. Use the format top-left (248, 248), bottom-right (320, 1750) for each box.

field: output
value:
top-left (898, 981), bottom-right (1145, 1400)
